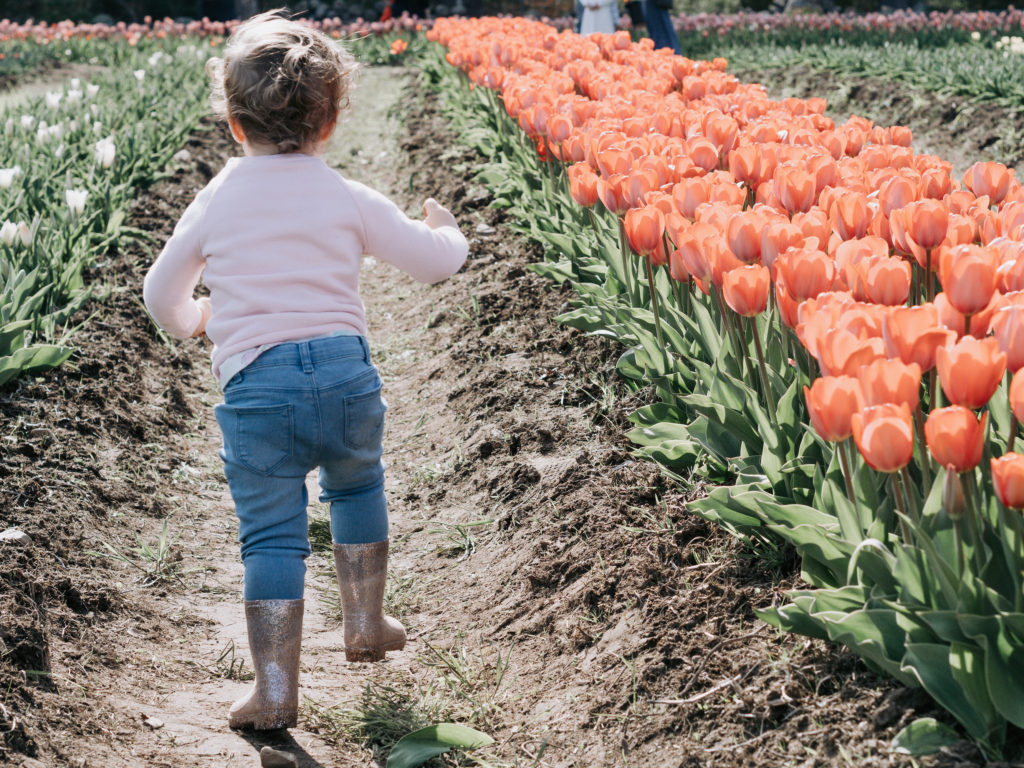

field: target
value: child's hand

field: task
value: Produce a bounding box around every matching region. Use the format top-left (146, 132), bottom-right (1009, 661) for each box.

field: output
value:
top-left (191, 297), bottom-right (212, 338)
top-left (423, 198), bottom-right (459, 230)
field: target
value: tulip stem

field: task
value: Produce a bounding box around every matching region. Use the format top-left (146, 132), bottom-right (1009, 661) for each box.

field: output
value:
top-left (837, 438), bottom-right (857, 507)
top-left (961, 470), bottom-right (988, 575)
top-left (928, 368), bottom-right (939, 411)
top-left (891, 474), bottom-right (915, 545)
top-left (645, 256), bottom-right (665, 348)
top-left (617, 219), bottom-right (636, 302)
top-left (1009, 414), bottom-right (1018, 454)
top-left (952, 515), bottom-right (966, 580)
top-left (900, 465), bottom-right (921, 525)
top-left (913, 405), bottom-right (932, 489)
top-left (925, 248), bottom-right (935, 302)
top-left (714, 287), bottom-right (747, 381)
top-left (750, 317), bottom-right (777, 414)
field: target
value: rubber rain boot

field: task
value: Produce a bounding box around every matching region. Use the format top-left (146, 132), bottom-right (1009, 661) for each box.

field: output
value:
top-left (332, 540), bottom-right (407, 662)
top-left (228, 598), bottom-right (304, 730)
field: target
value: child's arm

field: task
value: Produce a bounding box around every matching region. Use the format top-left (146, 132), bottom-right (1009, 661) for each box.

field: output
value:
top-left (143, 195), bottom-right (210, 339)
top-left (350, 182), bottom-right (468, 283)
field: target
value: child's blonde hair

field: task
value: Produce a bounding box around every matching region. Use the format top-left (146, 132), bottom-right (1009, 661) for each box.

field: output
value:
top-left (207, 10), bottom-right (358, 154)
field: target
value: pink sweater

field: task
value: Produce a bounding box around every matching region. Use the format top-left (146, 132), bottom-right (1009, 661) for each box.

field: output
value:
top-left (143, 153), bottom-right (468, 379)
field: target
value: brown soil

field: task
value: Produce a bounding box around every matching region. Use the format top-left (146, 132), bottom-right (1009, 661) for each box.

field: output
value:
top-left (1, 63), bottom-right (1021, 768)
top-left (731, 63), bottom-right (1024, 179)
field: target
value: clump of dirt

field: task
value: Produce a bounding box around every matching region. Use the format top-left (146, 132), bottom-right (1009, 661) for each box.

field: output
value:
top-left (0, 118), bottom-right (235, 765)
top-left (732, 63), bottom-right (1024, 177)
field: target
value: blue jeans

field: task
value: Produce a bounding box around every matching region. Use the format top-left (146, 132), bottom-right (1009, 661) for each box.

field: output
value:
top-left (214, 335), bottom-right (389, 601)
top-left (643, 1), bottom-right (680, 54)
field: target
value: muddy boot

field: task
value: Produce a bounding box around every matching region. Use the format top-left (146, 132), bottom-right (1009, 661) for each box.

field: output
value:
top-left (228, 599), bottom-right (303, 730)
top-left (333, 540), bottom-right (407, 662)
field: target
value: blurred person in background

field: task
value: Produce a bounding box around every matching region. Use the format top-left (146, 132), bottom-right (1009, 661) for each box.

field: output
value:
top-left (642, 0), bottom-right (680, 52)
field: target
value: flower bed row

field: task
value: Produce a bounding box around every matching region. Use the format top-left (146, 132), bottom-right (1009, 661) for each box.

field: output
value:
top-left (425, 15), bottom-right (1024, 759)
top-left (0, 40), bottom-right (212, 386)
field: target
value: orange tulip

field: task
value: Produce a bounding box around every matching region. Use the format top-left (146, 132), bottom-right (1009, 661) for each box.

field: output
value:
top-left (597, 174), bottom-right (630, 216)
top-left (935, 290), bottom-right (1006, 339)
top-left (936, 336), bottom-right (1007, 409)
top-left (728, 145), bottom-right (761, 187)
top-left (804, 375), bottom-right (863, 442)
top-left (858, 358), bottom-right (921, 410)
top-left (901, 198), bottom-right (949, 251)
top-left (963, 161), bottom-right (1014, 206)
top-left (851, 403), bottom-right (915, 473)
top-left (938, 244), bottom-right (998, 317)
top-left (831, 192), bottom-right (872, 241)
top-left (624, 205), bottom-right (665, 256)
top-left (878, 175), bottom-right (919, 217)
top-left (722, 264), bottom-right (770, 317)
top-left (775, 166), bottom-right (816, 215)
top-left (726, 211), bottom-right (763, 264)
top-left (989, 305), bottom-right (1024, 373)
top-left (861, 257), bottom-right (912, 307)
top-left (992, 454), bottom-right (1024, 509)
top-left (776, 287), bottom-right (801, 334)
top-left (761, 220), bottom-right (805, 272)
top-left (568, 164), bottom-right (599, 208)
top-left (672, 177), bottom-right (711, 219)
top-left (673, 221), bottom-right (715, 283)
top-left (775, 247), bottom-right (835, 301)
top-left (706, 235), bottom-right (745, 288)
top-left (882, 305), bottom-right (957, 372)
top-left (816, 328), bottom-right (886, 377)
top-left (1011, 370), bottom-right (1024, 423)
top-left (925, 406), bottom-right (987, 472)
top-left (668, 248), bottom-right (691, 283)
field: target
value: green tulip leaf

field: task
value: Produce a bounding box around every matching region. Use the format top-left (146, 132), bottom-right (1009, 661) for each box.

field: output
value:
top-left (386, 723), bottom-right (493, 768)
top-left (892, 717), bottom-right (960, 755)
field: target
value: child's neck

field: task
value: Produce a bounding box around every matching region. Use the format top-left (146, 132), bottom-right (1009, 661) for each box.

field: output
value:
top-left (242, 139), bottom-right (325, 158)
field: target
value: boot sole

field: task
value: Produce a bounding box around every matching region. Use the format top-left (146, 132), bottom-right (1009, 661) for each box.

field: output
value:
top-left (228, 709), bottom-right (298, 731)
top-left (345, 640), bottom-right (406, 663)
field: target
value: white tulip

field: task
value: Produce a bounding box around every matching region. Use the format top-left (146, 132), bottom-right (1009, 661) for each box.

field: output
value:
top-left (89, 103), bottom-right (99, 116)
top-left (95, 137), bottom-right (116, 168)
top-left (4, 118), bottom-right (11, 135)
top-left (66, 189), bottom-right (88, 217)
top-left (20, 115), bottom-right (34, 129)
top-left (45, 91), bottom-right (62, 109)
top-left (86, 83), bottom-right (99, 99)
top-left (54, 144), bottom-right (65, 158)
top-left (66, 89), bottom-right (82, 104)
top-left (133, 69), bottom-right (146, 82)
top-left (17, 222), bottom-right (30, 247)
top-left (70, 77), bottom-right (80, 88)
top-left (93, 121), bottom-right (103, 134)
top-left (69, 119), bottom-right (78, 132)
top-left (0, 221), bottom-right (17, 246)
top-left (36, 126), bottom-right (49, 144)
top-left (48, 123), bottom-right (64, 140)
top-left (0, 167), bottom-right (22, 188)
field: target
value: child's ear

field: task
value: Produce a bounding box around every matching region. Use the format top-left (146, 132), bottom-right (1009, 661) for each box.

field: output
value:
top-left (319, 119), bottom-right (336, 143)
top-left (227, 114), bottom-right (246, 145)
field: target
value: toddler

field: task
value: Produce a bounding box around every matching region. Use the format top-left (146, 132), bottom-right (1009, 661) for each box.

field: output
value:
top-left (143, 11), bottom-right (467, 731)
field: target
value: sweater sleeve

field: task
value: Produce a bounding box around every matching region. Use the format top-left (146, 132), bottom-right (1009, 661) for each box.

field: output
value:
top-left (347, 180), bottom-right (468, 284)
top-left (143, 189), bottom-right (208, 339)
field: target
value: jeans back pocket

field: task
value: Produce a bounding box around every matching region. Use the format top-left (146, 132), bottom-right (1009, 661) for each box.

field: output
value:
top-left (216, 403), bottom-right (295, 475)
top-left (343, 386), bottom-right (386, 452)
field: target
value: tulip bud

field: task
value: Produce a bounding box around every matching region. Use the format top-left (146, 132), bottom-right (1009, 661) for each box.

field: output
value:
top-left (0, 221), bottom-right (17, 247)
top-left (992, 453), bottom-right (1024, 509)
top-left (942, 466), bottom-right (966, 521)
top-left (65, 189), bottom-right (88, 217)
